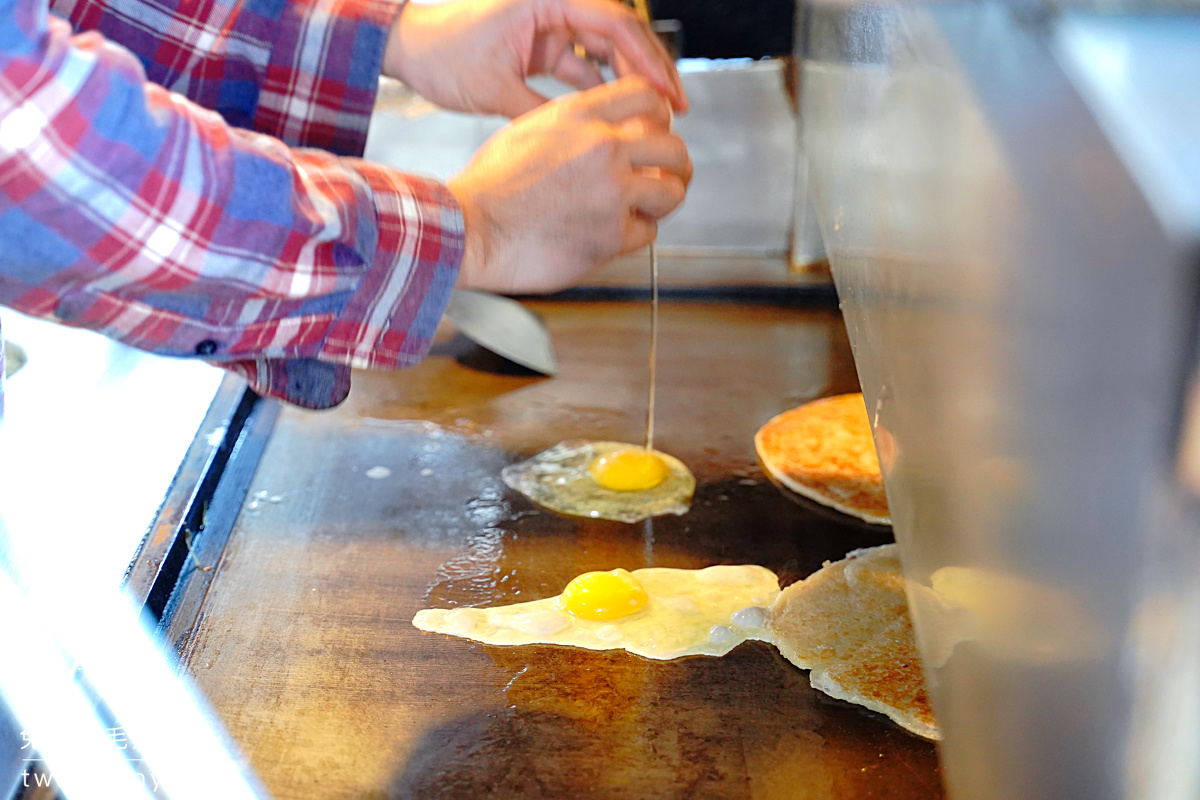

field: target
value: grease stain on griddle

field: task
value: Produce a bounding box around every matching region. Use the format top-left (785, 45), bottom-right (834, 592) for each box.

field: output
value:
top-left (315, 419), bottom-right (515, 544)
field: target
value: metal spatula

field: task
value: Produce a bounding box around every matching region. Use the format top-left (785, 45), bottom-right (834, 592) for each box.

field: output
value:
top-left (443, 290), bottom-right (559, 376)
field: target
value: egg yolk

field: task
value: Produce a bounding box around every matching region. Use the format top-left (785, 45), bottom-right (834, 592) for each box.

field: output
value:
top-left (560, 569), bottom-right (649, 620)
top-left (588, 449), bottom-right (670, 492)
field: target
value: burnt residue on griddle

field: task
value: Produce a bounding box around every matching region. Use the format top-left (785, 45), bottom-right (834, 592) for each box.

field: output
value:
top-left (387, 640), bottom-right (942, 800)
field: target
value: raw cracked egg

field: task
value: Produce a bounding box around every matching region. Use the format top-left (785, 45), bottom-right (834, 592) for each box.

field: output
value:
top-left (500, 440), bottom-right (695, 523)
top-left (412, 564), bottom-right (780, 660)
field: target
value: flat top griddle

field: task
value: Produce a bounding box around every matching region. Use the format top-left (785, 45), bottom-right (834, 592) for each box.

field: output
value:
top-left (170, 299), bottom-right (943, 800)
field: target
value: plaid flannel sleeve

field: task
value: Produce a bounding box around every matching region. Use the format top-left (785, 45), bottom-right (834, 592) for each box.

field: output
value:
top-left (0, 0), bottom-right (463, 409)
top-left (50, 0), bottom-right (399, 156)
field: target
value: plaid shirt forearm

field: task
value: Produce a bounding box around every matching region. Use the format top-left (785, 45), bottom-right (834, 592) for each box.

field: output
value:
top-left (0, 0), bottom-right (462, 409)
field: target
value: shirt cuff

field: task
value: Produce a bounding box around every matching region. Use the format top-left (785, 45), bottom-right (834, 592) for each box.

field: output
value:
top-left (221, 358), bottom-right (352, 411)
top-left (222, 167), bottom-right (463, 410)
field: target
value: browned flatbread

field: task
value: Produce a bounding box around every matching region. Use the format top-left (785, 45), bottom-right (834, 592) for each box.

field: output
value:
top-left (755, 393), bottom-right (891, 525)
top-left (767, 544), bottom-right (939, 740)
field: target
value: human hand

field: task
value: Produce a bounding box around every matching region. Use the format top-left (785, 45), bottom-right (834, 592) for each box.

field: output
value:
top-left (383, 0), bottom-right (687, 119)
top-left (448, 77), bottom-right (691, 294)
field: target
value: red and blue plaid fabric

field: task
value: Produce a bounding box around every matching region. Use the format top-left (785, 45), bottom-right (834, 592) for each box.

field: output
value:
top-left (0, 0), bottom-right (463, 409)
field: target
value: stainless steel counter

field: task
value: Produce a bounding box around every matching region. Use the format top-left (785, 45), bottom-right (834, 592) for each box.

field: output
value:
top-left (0, 310), bottom-right (226, 584)
top-left (0, 310), bottom-right (233, 798)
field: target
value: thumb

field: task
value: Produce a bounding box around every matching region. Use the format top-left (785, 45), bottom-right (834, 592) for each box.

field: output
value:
top-left (569, 77), bottom-right (671, 126)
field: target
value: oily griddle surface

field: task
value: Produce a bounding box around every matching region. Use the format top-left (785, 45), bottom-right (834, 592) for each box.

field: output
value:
top-left (178, 301), bottom-right (943, 800)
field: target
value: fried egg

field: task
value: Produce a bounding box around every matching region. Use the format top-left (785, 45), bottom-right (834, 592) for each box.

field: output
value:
top-left (412, 564), bottom-right (779, 660)
top-left (500, 440), bottom-right (695, 523)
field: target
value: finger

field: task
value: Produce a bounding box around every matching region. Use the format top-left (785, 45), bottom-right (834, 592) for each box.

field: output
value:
top-left (624, 171), bottom-right (687, 220)
top-left (609, 40), bottom-right (688, 116)
top-left (527, 30), bottom-right (571, 74)
top-left (620, 213), bottom-right (658, 254)
top-left (543, 0), bottom-right (687, 111)
top-left (550, 49), bottom-right (606, 91)
top-left (570, 27), bottom-right (684, 113)
top-left (619, 127), bottom-right (691, 180)
top-left (571, 76), bottom-right (671, 125)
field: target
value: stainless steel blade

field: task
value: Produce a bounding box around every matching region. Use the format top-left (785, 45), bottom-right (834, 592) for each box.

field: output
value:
top-left (444, 290), bottom-right (558, 376)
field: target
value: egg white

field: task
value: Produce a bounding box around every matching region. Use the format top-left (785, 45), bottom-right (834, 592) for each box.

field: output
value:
top-left (412, 565), bottom-right (780, 660)
top-left (500, 440), bottom-right (695, 523)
